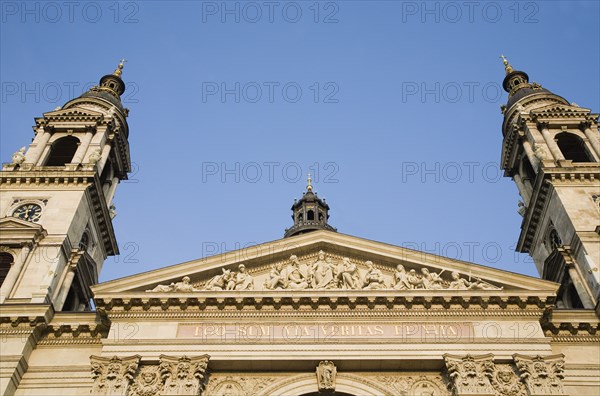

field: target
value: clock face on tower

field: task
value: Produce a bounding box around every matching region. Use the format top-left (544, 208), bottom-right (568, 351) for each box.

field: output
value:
top-left (12, 204), bottom-right (42, 222)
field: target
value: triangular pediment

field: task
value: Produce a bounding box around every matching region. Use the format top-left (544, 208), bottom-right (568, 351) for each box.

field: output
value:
top-left (42, 107), bottom-right (105, 121)
top-left (0, 216), bottom-right (47, 246)
top-left (0, 216), bottom-right (44, 230)
top-left (93, 231), bottom-right (558, 297)
top-left (530, 103), bottom-right (593, 118)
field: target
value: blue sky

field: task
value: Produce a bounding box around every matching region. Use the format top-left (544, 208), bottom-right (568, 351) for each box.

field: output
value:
top-left (1, 1), bottom-right (599, 281)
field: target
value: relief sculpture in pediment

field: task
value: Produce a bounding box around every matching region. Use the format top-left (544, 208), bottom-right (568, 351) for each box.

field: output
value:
top-left (145, 250), bottom-right (502, 293)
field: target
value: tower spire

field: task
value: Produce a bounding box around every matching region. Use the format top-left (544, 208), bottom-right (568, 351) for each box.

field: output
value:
top-left (113, 58), bottom-right (126, 78)
top-left (307, 173), bottom-right (313, 192)
top-left (500, 54), bottom-right (513, 74)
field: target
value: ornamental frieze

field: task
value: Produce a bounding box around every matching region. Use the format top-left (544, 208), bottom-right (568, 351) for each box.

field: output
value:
top-left (145, 250), bottom-right (502, 293)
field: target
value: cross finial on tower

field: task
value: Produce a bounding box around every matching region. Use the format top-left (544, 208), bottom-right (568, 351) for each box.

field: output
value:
top-left (500, 54), bottom-right (513, 74)
top-left (113, 58), bottom-right (127, 78)
top-left (307, 173), bottom-right (313, 192)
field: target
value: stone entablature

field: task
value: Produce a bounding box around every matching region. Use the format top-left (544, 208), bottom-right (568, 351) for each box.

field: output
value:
top-left (84, 354), bottom-right (566, 396)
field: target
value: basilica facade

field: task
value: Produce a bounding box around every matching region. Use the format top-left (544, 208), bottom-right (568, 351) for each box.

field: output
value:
top-left (0, 59), bottom-right (599, 395)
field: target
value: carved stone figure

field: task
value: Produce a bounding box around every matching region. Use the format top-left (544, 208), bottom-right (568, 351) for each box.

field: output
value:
top-left (517, 200), bottom-right (527, 217)
top-left (489, 366), bottom-right (527, 396)
top-left (146, 276), bottom-right (198, 292)
top-left (338, 257), bottom-right (360, 289)
top-left (204, 268), bottom-right (233, 291)
top-left (421, 268), bottom-right (444, 289)
top-left (316, 361), bottom-right (336, 392)
top-left (265, 263), bottom-right (287, 290)
top-left (129, 366), bottom-right (162, 396)
top-left (159, 354), bottom-right (210, 395)
top-left (88, 148), bottom-right (102, 164)
top-left (363, 261), bottom-right (385, 289)
top-left (513, 354), bottom-right (566, 395)
top-left (11, 147), bottom-right (26, 165)
top-left (90, 355), bottom-right (140, 395)
top-left (393, 264), bottom-right (411, 290)
top-left (448, 271), bottom-right (472, 290)
top-left (232, 264), bottom-right (254, 290)
top-left (407, 269), bottom-right (424, 289)
top-left (444, 354), bottom-right (495, 395)
top-left (286, 255), bottom-right (310, 289)
top-left (311, 250), bottom-right (336, 289)
top-left (533, 144), bottom-right (549, 161)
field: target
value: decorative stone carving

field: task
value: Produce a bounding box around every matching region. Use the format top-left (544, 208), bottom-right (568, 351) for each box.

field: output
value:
top-left (489, 364), bottom-right (526, 396)
top-left (338, 257), bottom-right (360, 289)
top-left (393, 264), bottom-right (411, 290)
top-left (444, 354), bottom-right (496, 395)
top-left (264, 262), bottom-right (287, 290)
top-left (146, 276), bottom-right (199, 292)
top-left (311, 250), bottom-right (336, 289)
top-left (144, 251), bottom-right (504, 292)
top-left (90, 355), bottom-right (140, 395)
top-left (89, 148), bottom-right (102, 164)
top-left (159, 354), bottom-right (210, 395)
top-left (513, 354), bottom-right (566, 395)
top-left (316, 361), bottom-right (336, 392)
top-left (228, 264), bottom-right (254, 290)
top-left (129, 366), bottom-right (162, 396)
top-left (448, 271), bottom-right (499, 290)
top-left (517, 200), bottom-right (527, 217)
top-left (374, 374), bottom-right (449, 396)
top-left (205, 375), bottom-right (277, 396)
top-left (11, 147), bottom-right (26, 165)
top-left (204, 269), bottom-right (234, 290)
top-left (533, 143), bottom-right (549, 161)
top-left (421, 267), bottom-right (444, 289)
top-left (286, 254), bottom-right (310, 289)
top-left (362, 260), bottom-right (385, 289)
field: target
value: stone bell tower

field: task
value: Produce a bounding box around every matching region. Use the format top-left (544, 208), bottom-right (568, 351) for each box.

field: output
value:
top-left (0, 60), bottom-right (132, 311)
top-left (499, 56), bottom-right (600, 309)
top-left (284, 174), bottom-right (337, 237)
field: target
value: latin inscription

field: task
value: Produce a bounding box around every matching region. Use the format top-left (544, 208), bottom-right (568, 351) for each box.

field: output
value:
top-left (177, 322), bottom-right (473, 343)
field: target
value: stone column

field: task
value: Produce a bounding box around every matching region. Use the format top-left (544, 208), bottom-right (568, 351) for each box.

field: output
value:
top-left (0, 245), bottom-right (31, 303)
top-left (513, 173), bottom-right (532, 204)
top-left (96, 144), bottom-right (112, 176)
top-left (54, 264), bottom-right (77, 310)
top-left (581, 122), bottom-right (600, 160)
top-left (106, 176), bottom-right (120, 204)
top-left (539, 124), bottom-right (565, 161)
top-left (567, 263), bottom-right (595, 308)
top-left (25, 129), bottom-right (52, 165)
top-left (71, 131), bottom-right (94, 164)
top-left (522, 139), bottom-right (541, 170)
